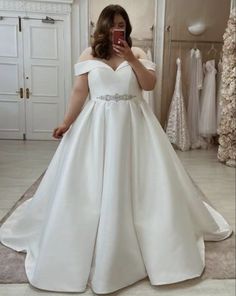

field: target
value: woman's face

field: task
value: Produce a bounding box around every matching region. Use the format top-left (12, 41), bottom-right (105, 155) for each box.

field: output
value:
top-left (109, 14), bottom-right (126, 38)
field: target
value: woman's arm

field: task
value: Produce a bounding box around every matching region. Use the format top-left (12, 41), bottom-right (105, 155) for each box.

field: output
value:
top-left (53, 75), bottom-right (88, 139)
top-left (53, 50), bottom-right (90, 138)
top-left (62, 49), bottom-right (92, 127)
top-left (62, 74), bottom-right (89, 127)
top-left (113, 43), bottom-right (156, 91)
top-left (128, 58), bottom-right (156, 91)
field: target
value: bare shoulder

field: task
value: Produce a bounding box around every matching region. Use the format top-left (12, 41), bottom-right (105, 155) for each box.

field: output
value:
top-left (131, 46), bottom-right (148, 59)
top-left (77, 47), bottom-right (93, 62)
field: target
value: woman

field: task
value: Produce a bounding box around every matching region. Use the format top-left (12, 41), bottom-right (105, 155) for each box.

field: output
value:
top-left (53, 6), bottom-right (156, 139)
top-left (0, 4), bottom-right (232, 294)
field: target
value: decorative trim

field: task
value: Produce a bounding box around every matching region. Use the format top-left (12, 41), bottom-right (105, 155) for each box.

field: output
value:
top-left (0, 0), bottom-right (72, 14)
top-left (153, 0), bottom-right (166, 122)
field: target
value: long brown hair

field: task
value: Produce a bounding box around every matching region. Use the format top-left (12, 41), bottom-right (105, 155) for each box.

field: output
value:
top-left (91, 5), bottom-right (132, 60)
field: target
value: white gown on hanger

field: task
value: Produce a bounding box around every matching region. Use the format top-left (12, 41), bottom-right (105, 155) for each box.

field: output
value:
top-left (199, 60), bottom-right (217, 137)
top-left (187, 48), bottom-right (206, 149)
top-left (0, 58), bottom-right (232, 294)
top-left (166, 57), bottom-right (191, 151)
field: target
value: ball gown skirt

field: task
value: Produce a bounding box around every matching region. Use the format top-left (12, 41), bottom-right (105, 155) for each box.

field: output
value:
top-left (0, 59), bottom-right (233, 294)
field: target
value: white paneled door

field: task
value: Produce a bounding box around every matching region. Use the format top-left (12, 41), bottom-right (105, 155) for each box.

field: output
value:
top-left (0, 17), bottom-right (25, 139)
top-left (0, 16), bottom-right (65, 140)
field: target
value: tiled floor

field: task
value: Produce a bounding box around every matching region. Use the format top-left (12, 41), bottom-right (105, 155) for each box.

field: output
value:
top-left (0, 140), bottom-right (235, 296)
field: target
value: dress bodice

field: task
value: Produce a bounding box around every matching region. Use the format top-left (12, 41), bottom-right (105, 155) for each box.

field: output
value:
top-left (205, 60), bottom-right (217, 75)
top-left (74, 59), bottom-right (156, 101)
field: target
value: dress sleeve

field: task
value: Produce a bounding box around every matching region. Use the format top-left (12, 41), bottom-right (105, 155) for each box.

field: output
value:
top-left (139, 58), bottom-right (156, 71)
top-left (74, 60), bottom-right (98, 76)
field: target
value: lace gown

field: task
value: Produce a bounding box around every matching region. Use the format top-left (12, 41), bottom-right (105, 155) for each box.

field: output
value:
top-left (166, 57), bottom-right (191, 151)
top-left (0, 58), bottom-right (232, 294)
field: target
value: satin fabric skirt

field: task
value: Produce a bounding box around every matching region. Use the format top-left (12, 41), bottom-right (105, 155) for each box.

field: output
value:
top-left (0, 96), bottom-right (232, 293)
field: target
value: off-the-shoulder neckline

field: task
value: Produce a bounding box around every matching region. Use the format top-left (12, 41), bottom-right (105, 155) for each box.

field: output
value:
top-left (75, 58), bottom-right (153, 73)
top-left (93, 59), bottom-right (128, 72)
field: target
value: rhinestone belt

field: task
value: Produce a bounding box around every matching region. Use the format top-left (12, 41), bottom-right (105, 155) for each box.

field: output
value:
top-left (94, 93), bottom-right (136, 101)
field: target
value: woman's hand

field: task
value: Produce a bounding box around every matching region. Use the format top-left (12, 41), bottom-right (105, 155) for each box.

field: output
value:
top-left (113, 41), bottom-right (156, 91)
top-left (112, 40), bottom-right (136, 63)
top-left (52, 122), bottom-right (70, 139)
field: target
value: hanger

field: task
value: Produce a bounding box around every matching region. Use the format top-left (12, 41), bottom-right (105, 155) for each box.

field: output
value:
top-left (207, 43), bottom-right (217, 57)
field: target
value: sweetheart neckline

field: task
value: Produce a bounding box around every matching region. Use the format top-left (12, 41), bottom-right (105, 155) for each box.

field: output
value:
top-left (89, 59), bottom-right (129, 72)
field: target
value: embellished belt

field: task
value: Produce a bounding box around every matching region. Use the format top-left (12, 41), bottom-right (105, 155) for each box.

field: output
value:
top-left (93, 93), bottom-right (136, 101)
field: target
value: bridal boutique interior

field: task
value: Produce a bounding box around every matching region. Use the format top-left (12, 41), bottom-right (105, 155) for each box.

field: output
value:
top-left (0, 0), bottom-right (235, 295)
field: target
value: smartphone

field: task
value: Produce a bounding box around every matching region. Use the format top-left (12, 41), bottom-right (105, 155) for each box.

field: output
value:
top-left (112, 28), bottom-right (125, 46)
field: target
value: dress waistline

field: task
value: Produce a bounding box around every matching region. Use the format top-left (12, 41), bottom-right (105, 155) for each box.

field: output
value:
top-left (91, 93), bottom-right (137, 102)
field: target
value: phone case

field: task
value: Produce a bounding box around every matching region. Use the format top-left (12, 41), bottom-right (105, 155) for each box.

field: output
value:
top-left (112, 29), bottom-right (125, 45)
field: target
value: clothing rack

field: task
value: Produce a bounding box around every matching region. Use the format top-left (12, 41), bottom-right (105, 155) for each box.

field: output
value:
top-left (170, 39), bottom-right (223, 44)
top-left (166, 38), bottom-right (223, 106)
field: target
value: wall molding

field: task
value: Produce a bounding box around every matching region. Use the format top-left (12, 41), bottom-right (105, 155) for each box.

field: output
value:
top-left (0, 0), bottom-right (73, 14)
top-left (71, 0), bottom-right (89, 66)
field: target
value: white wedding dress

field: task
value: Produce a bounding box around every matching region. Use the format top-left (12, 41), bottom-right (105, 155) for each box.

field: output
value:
top-left (0, 58), bottom-right (233, 294)
top-left (199, 60), bottom-right (217, 137)
top-left (216, 59), bottom-right (223, 128)
top-left (187, 49), bottom-right (206, 149)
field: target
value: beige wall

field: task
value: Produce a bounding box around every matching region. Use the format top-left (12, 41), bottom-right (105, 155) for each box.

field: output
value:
top-left (161, 0), bottom-right (231, 126)
top-left (89, 0), bottom-right (155, 40)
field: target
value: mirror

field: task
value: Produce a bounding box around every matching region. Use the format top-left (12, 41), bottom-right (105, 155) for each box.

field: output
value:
top-left (89, 0), bottom-right (155, 58)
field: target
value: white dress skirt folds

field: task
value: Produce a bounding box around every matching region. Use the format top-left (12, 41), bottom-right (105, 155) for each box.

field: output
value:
top-left (0, 58), bottom-right (233, 294)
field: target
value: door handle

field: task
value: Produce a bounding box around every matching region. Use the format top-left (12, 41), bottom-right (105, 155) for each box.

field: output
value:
top-left (26, 88), bottom-right (32, 99)
top-left (16, 88), bottom-right (23, 98)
